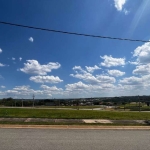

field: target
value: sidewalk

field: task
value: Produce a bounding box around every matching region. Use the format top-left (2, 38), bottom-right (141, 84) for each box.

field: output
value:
top-left (0, 118), bottom-right (149, 125)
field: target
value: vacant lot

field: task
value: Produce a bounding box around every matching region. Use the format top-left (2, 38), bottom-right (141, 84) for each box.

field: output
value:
top-left (0, 108), bottom-right (150, 120)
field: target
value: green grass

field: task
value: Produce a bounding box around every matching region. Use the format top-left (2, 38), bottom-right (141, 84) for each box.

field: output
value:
top-left (0, 108), bottom-right (150, 120)
top-left (118, 106), bottom-right (150, 111)
top-left (35, 106), bottom-right (101, 109)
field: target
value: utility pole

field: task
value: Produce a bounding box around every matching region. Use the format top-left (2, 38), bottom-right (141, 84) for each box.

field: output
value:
top-left (22, 98), bottom-right (23, 107)
top-left (33, 94), bottom-right (35, 107)
top-left (124, 100), bottom-right (125, 111)
top-left (138, 95), bottom-right (141, 112)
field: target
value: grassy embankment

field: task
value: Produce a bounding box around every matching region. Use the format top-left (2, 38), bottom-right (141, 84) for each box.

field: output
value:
top-left (35, 105), bottom-right (101, 109)
top-left (118, 104), bottom-right (150, 111)
top-left (0, 108), bottom-right (150, 120)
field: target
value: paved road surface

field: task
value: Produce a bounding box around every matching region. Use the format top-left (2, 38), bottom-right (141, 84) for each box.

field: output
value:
top-left (0, 129), bottom-right (150, 150)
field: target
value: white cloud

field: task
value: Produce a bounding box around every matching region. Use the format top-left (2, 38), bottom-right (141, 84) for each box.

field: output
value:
top-left (67, 66), bottom-right (116, 97)
top-left (70, 72), bottom-right (98, 84)
top-left (1, 85), bottom-right (64, 98)
top-left (0, 63), bottom-right (6, 67)
top-left (0, 75), bottom-right (3, 79)
top-left (131, 42), bottom-right (150, 76)
top-left (108, 69), bottom-right (125, 77)
top-left (96, 75), bottom-right (116, 83)
top-left (20, 60), bottom-right (61, 75)
top-left (6, 90), bottom-right (19, 95)
top-left (41, 85), bottom-right (63, 91)
top-left (65, 81), bottom-right (91, 92)
top-left (100, 55), bottom-right (125, 67)
top-left (19, 57), bottom-right (22, 61)
top-left (0, 91), bottom-right (5, 96)
top-left (71, 66), bottom-right (116, 85)
top-left (85, 65), bottom-right (101, 73)
top-left (1, 86), bottom-right (5, 88)
top-left (65, 81), bottom-right (115, 98)
top-left (119, 75), bottom-right (150, 87)
top-left (119, 75), bottom-right (150, 93)
top-left (73, 66), bottom-right (87, 73)
top-left (13, 85), bottom-right (30, 91)
top-left (0, 48), bottom-right (2, 53)
top-left (133, 42), bottom-right (150, 64)
top-left (114, 0), bottom-right (126, 11)
top-left (30, 75), bottom-right (63, 84)
top-left (128, 61), bottom-right (138, 65)
top-left (119, 76), bottom-right (142, 85)
top-left (5, 85), bottom-right (43, 97)
top-left (29, 37), bottom-right (34, 42)
top-left (123, 8), bottom-right (130, 15)
top-left (40, 85), bottom-right (63, 95)
top-left (133, 64), bottom-right (150, 75)
top-left (73, 66), bottom-right (82, 70)
top-left (114, 41), bottom-right (150, 94)
top-left (12, 57), bottom-right (15, 60)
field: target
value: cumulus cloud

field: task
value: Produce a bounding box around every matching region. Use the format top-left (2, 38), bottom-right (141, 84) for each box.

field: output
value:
top-left (128, 61), bottom-right (138, 65)
top-left (73, 65), bottom-right (100, 74)
top-left (0, 48), bottom-right (2, 53)
top-left (0, 63), bottom-right (6, 67)
top-left (41, 85), bottom-right (62, 90)
top-left (133, 64), bottom-right (150, 75)
top-left (1, 82), bottom-right (117, 98)
top-left (119, 76), bottom-right (142, 85)
top-left (85, 65), bottom-right (101, 73)
top-left (67, 66), bottom-right (116, 96)
top-left (65, 81), bottom-right (115, 96)
top-left (12, 57), bottom-right (15, 60)
top-left (20, 60), bottom-right (61, 75)
top-left (71, 66), bottom-right (116, 85)
top-left (131, 42), bottom-right (150, 76)
top-left (108, 69), bottom-right (125, 77)
top-left (19, 57), bottom-right (22, 61)
top-left (114, 0), bottom-right (126, 11)
top-left (1, 86), bottom-right (5, 88)
top-left (30, 75), bottom-right (63, 84)
top-left (123, 8), bottom-right (129, 15)
top-left (73, 66), bottom-right (82, 70)
top-left (72, 66), bottom-right (87, 73)
top-left (100, 55), bottom-right (125, 67)
top-left (40, 85), bottom-right (63, 95)
top-left (96, 75), bottom-right (116, 83)
top-left (29, 37), bottom-right (34, 42)
top-left (115, 41), bottom-right (150, 94)
top-left (119, 75), bottom-right (150, 90)
top-left (5, 85), bottom-right (43, 97)
top-left (65, 81), bottom-right (91, 91)
top-left (13, 85), bottom-right (30, 91)
top-left (1, 85), bottom-right (64, 98)
top-left (133, 42), bottom-right (150, 64)
top-left (0, 75), bottom-right (3, 79)
top-left (70, 72), bottom-right (98, 84)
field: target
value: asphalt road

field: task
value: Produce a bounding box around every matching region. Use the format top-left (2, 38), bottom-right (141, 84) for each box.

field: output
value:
top-left (0, 129), bottom-right (150, 150)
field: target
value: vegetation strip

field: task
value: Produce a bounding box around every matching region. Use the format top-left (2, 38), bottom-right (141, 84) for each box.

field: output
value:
top-left (1, 108), bottom-right (150, 120)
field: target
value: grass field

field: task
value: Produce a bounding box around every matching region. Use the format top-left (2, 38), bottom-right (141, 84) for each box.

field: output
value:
top-left (35, 105), bottom-right (101, 109)
top-left (0, 108), bottom-right (150, 120)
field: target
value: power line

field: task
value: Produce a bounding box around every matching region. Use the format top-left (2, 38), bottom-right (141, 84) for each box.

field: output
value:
top-left (0, 21), bottom-right (149, 43)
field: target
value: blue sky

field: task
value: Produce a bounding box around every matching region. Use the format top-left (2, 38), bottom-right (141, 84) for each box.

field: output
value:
top-left (0, 0), bottom-right (150, 98)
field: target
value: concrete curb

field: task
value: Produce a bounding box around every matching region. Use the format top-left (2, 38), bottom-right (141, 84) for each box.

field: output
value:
top-left (0, 125), bottom-right (150, 130)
